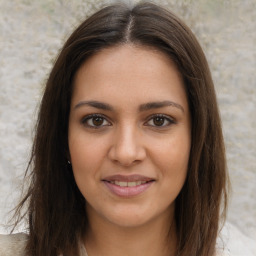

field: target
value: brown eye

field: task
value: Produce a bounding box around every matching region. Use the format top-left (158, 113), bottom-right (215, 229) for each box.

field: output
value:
top-left (146, 114), bottom-right (175, 127)
top-left (82, 114), bottom-right (111, 128)
top-left (92, 116), bottom-right (104, 126)
top-left (153, 116), bottom-right (165, 126)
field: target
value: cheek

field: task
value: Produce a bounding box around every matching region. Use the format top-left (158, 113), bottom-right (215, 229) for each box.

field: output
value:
top-left (68, 133), bottom-right (112, 199)
top-left (155, 143), bottom-right (189, 203)
top-left (154, 135), bottom-right (190, 168)
top-left (68, 137), bottom-right (98, 197)
top-left (69, 140), bottom-right (101, 201)
top-left (69, 132), bottom-right (105, 173)
top-left (152, 132), bottom-right (190, 186)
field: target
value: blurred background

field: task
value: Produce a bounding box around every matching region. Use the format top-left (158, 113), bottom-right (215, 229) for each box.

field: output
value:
top-left (0, 0), bottom-right (255, 254)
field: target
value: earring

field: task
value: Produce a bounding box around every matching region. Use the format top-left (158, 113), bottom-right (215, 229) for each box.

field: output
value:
top-left (68, 160), bottom-right (71, 165)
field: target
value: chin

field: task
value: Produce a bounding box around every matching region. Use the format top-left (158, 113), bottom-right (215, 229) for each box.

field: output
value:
top-left (103, 206), bottom-right (162, 229)
top-left (109, 215), bottom-right (151, 229)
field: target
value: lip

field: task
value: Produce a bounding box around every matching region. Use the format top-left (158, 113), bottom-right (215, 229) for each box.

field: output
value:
top-left (102, 174), bottom-right (155, 182)
top-left (102, 174), bottom-right (155, 197)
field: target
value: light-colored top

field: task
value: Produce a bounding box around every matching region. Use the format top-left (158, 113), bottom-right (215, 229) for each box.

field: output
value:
top-left (0, 233), bottom-right (28, 256)
top-left (0, 233), bottom-right (88, 256)
top-left (0, 233), bottom-right (231, 256)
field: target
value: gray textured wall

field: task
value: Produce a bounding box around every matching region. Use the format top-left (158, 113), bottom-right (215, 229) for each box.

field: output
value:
top-left (0, 0), bottom-right (255, 247)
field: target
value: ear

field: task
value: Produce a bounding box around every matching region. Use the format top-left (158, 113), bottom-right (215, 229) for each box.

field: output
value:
top-left (65, 146), bottom-right (71, 164)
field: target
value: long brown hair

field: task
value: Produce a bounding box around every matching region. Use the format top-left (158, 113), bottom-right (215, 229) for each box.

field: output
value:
top-left (13, 2), bottom-right (228, 256)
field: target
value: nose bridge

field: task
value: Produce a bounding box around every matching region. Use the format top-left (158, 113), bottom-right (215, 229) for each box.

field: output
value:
top-left (108, 121), bottom-right (145, 166)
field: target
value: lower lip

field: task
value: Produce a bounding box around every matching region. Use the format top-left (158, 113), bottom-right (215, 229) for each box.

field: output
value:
top-left (103, 181), bottom-right (154, 197)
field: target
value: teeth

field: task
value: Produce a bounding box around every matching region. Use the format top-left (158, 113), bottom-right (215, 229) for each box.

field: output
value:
top-left (128, 181), bottom-right (137, 187)
top-left (119, 181), bottom-right (127, 187)
top-left (111, 181), bottom-right (148, 187)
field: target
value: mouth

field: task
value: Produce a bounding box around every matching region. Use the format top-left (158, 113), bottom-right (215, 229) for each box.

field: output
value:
top-left (102, 174), bottom-right (154, 182)
top-left (102, 175), bottom-right (155, 197)
top-left (104, 180), bottom-right (153, 187)
top-left (109, 180), bottom-right (150, 187)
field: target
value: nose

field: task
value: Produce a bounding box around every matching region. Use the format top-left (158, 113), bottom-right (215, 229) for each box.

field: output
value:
top-left (108, 124), bottom-right (146, 167)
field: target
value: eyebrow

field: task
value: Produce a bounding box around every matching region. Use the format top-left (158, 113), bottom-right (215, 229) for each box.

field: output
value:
top-left (74, 100), bottom-right (184, 113)
top-left (74, 101), bottom-right (114, 111)
top-left (139, 101), bottom-right (184, 113)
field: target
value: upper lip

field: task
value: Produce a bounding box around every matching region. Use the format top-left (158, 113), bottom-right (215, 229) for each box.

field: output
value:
top-left (102, 174), bottom-right (155, 182)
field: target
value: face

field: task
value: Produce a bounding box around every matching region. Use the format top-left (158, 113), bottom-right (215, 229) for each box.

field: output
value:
top-left (68, 45), bottom-right (191, 229)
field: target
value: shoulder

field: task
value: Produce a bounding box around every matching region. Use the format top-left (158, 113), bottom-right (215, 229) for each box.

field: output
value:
top-left (215, 249), bottom-right (231, 256)
top-left (0, 233), bottom-right (28, 256)
top-left (217, 222), bottom-right (256, 256)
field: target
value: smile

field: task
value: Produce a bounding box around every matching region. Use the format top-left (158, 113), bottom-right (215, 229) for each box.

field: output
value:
top-left (102, 175), bottom-right (155, 197)
top-left (109, 181), bottom-right (148, 187)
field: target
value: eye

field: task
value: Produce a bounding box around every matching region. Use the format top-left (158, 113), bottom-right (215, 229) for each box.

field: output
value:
top-left (145, 114), bottom-right (175, 127)
top-left (81, 114), bottom-right (111, 128)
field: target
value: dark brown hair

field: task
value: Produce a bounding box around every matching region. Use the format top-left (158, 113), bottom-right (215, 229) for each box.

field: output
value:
top-left (13, 2), bottom-right (228, 256)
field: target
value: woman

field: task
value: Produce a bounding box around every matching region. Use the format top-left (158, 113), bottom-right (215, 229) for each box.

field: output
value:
top-left (0, 2), bottom-right (228, 256)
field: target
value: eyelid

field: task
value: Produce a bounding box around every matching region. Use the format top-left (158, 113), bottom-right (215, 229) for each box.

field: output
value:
top-left (81, 114), bottom-right (112, 128)
top-left (144, 114), bottom-right (176, 127)
top-left (80, 113), bottom-right (175, 129)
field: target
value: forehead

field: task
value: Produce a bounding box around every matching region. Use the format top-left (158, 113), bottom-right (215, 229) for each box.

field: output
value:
top-left (71, 44), bottom-right (188, 112)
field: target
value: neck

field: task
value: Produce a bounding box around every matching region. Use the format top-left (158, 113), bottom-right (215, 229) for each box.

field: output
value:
top-left (84, 207), bottom-right (177, 256)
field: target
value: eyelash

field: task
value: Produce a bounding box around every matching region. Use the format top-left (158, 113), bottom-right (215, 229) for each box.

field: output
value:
top-left (81, 114), bottom-right (111, 129)
top-left (81, 114), bottom-right (175, 129)
top-left (145, 114), bottom-right (176, 128)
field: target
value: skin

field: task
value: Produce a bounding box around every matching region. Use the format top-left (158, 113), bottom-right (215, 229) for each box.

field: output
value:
top-left (68, 44), bottom-right (191, 256)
